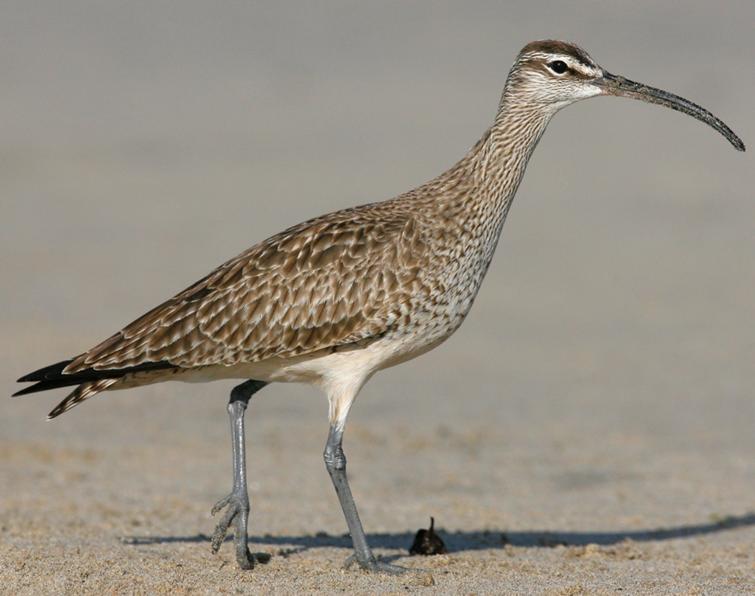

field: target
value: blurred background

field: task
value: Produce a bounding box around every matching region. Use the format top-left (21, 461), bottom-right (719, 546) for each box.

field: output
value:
top-left (1, 2), bottom-right (753, 592)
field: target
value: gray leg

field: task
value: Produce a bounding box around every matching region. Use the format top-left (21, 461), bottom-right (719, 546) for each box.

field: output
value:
top-left (323, 425), bottom-right (408, 574)
top-left (211, 379), bottom-right (266, 570)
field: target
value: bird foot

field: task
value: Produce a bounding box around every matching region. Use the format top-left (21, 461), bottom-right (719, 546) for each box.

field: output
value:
top-left (343, 553), bottom-right (411, 575)
top-left (211, 490), bottom-right (260, 570)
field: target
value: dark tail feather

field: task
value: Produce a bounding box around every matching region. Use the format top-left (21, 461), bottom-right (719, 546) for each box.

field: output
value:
top-left (47, 379), bottom-right (119, 419)
top-left (13, 378), bottom-right (84, 397)
top-left (14, 359), bottom-right (175, 397)
top-left (17, 359), bottom-right (74, 383)
top-left (15, 357), bottom-right (175, 419)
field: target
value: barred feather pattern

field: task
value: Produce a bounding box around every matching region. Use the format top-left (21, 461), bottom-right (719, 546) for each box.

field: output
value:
top-left (64, 105), bottom-right (551, 380)
top-left (47, 379), bottom-right (119, 419)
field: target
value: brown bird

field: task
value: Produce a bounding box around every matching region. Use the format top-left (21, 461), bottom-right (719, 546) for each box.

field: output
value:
top-left (14, 40), bottom-right (744, 573)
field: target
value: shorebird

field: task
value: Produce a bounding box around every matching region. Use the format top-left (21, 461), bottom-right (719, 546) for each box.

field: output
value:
top-left (15, 40), bottom-right (744, 573)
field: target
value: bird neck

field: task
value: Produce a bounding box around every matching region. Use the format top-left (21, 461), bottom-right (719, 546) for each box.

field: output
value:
top-left (470, 101), bottom-right (554, 202)
top-left (432, 100), bottom-right (553, 231)
top-left (408, 96), bottom-right (555, 244)
top-left (409, 100), bottom-right (555, 303)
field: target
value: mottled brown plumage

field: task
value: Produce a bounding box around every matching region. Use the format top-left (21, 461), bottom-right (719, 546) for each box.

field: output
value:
top-left (28, 101), bottom-right (552, 418)
top-left (14, 40), bottom-right (744, 573)
top-left (71, 209), bottom-right (418, 370)
top-left (17, 40), bottom-right (743, 420)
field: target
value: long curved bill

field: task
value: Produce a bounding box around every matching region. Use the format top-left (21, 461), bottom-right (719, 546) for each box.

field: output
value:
top-left (597, 72), bottom-right (745, 151)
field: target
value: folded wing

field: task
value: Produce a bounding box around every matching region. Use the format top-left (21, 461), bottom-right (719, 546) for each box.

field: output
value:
top-left (64, 205), bottom-right (426, 374)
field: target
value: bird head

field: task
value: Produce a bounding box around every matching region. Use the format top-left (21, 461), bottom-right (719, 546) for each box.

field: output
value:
top-left (504, 40), bottom-right (744, 151)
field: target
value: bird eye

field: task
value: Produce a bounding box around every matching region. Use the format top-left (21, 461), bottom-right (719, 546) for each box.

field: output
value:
top-left (547, 60), bottom-right (568, 74)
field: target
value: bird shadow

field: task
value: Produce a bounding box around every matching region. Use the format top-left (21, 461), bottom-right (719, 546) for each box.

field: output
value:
top-left (121, 511), bottom-right (755, 554)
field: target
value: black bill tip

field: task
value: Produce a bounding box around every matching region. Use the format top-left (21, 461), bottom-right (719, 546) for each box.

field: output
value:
top-left (599, 72), bottom-right (745, 152)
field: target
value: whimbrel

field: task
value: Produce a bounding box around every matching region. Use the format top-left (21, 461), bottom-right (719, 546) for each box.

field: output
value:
top-left (15, 41), bottom-right (744, 573)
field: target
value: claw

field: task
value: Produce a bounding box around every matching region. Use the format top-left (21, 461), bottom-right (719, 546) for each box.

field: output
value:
top-left (211, 506), bottom-right (236, 553)
top-left (343, 554), bottom-right (410, 575)
top-left (210, 491), bottom-right (253, 569)
top-left (211, 494), bottom-right (232, 516)
top-left (370, 561), bottom-right (410, 575)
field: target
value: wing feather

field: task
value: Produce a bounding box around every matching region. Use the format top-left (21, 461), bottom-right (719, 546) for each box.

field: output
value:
top-left (65, 205), bottom-right (426, 374)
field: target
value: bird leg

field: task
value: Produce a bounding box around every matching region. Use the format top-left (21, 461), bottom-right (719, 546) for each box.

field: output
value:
top-left (323, 425), bottom-right (408, 574)
top-left (211, 379), bottom-right (266, 570)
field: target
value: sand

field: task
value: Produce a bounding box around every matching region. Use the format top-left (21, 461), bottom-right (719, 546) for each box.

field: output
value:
top-left (1, 2), bottom-right (754, 594)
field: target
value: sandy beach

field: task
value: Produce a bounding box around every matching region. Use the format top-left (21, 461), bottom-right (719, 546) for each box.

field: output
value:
top-left (1, 2), bottom-right (753, 593)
